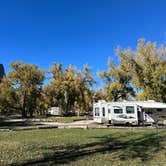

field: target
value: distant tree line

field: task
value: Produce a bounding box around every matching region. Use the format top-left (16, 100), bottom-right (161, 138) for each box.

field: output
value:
top-left (0, 39), bottom-right (166, 117)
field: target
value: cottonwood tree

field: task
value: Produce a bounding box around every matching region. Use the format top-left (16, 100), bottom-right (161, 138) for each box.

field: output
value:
top-left (49, 63), bottom-right (78, 114)
top-left (98, 59), bottom-right (134, 101)
top-left (76, 65), bottom-right (95, 114)
top-left (0, 77), bottom-right (16, 113)
top-left (93, 88), bottom-right (106, 102)
top-left (0, 62), bottom-right (45, 117)
top-left (117, 39), bottom-right (166, 102)
top-left (47, 63), bottom-right (95, 115)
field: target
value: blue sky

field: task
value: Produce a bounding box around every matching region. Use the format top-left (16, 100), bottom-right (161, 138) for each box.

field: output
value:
top-left (1, 0), bottom-right (166, 87)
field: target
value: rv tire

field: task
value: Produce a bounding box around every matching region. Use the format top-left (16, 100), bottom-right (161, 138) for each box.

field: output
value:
top-left (125, 122), bottom-right (131, 126)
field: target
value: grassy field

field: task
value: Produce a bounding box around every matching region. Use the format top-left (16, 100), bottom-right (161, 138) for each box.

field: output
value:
top-left (0, 128), bottom-right (166, 166)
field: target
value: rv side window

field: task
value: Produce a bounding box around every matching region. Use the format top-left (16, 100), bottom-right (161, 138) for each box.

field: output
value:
top-left (157, 109), bottom-right (162, 112)
top-left (114, 108), bottom-right (123, 114)
top-left (95, 107), bottom-right (100, 116)
top-left (126, 106), bottom-right (134, 114)
top-left (108, 109), bottom-right (111, 113)
top-left (102, 107), bottom-right (105, 116)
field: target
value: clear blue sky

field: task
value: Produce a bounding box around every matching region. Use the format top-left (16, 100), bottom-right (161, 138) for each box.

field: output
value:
top-left (1, 0), bottom-right (166, 86)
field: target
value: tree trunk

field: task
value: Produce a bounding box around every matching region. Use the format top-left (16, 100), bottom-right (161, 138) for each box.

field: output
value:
top-left (65, 102), bottom-right (69, 115)
top-left (29, 110), bottom-right (33, 118)
top-left (22, 90), bottom-right (27, 118)
top-left (21, 108), bottom-right (27, 118)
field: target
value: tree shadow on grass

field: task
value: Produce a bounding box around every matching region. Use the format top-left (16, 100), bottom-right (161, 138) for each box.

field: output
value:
top-left (9, 129), bottom-right (166, 166)
top-left (0, 121), bottom-right (30, 127)
top-left (0, 120), bottom-right (42, 128)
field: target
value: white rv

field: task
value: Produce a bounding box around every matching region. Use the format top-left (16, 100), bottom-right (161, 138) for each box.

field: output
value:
top-left (47, 107), bottom-right (61, 116)
top-left (93, 100), bottom-right (166, 125)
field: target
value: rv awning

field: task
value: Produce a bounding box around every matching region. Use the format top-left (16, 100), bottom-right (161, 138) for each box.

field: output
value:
top-left (136, 102), bottom-right (166, 109)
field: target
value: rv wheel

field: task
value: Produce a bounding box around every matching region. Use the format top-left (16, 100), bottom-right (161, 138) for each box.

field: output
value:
top-left (125, 122), bottom-right (130, 126)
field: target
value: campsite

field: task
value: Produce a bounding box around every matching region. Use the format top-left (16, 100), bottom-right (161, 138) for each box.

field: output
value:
top-left (0, 114), bottom-right (166, 166)
top-left (1, 0), bottom-right (166, 166)
top-left (0, 128), bottom-right (166, 166)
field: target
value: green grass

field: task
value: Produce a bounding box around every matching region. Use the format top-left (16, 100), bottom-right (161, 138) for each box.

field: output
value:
top-left (0, 128), bottom-right (166, 166)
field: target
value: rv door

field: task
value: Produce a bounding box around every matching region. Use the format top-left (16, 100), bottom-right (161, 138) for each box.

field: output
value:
top-left (108, 107), bottom-right (112, 122)
top-left (137, 107), bottom-right (144, 124)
